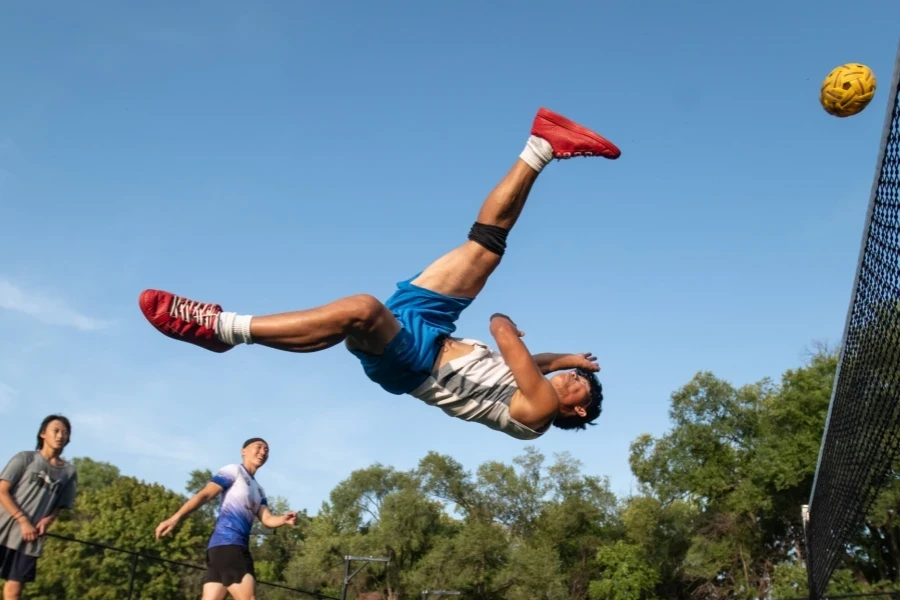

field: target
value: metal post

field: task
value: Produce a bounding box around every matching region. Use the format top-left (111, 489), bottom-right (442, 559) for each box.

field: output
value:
top-left (126, 553), bottom-right (139, 600)
top-left (340, 555), bottom-right (391, 600)
top-left (340, 556), bottom-right (351, 600)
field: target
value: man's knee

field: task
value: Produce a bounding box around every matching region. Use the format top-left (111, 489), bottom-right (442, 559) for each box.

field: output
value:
top-left (343, 294), bottom-right (399, 353)
top-left (346, 294), bottom-right (389, 329)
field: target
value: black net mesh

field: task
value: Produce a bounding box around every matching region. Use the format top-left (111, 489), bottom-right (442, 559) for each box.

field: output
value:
top-left (806, 52), bottom-right (900, 600)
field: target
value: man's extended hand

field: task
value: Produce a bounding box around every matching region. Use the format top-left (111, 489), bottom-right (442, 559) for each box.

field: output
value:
top-left (571, 352), bottom-right (600, 372)
top-left (155, 516), bottom-right (181, 540)
top-left (282, 511), bottom-right (298, 527)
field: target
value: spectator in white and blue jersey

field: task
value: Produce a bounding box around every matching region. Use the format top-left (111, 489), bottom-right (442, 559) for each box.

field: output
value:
top-left (155, 438), bottom-right (297, 600)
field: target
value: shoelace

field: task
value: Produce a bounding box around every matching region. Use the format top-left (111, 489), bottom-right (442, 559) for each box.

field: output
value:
top-left (169, 295), bottom-right (218, 329)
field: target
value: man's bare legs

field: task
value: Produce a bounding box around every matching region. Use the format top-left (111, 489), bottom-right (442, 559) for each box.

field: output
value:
top-left (411, 159), bottom-right (539, 299)
top-left (201, 582), bottom-right (229, 600)
top-left (227, 575), bottom-right (257, 600)
top-left (411, 105), bottom-right (621, 300)
top-left (252, 158), bottom-right (537, 354)
top-left (200, 575), bottom-right (257, 600)
top-left (249, 294), bottom-right (399, 355)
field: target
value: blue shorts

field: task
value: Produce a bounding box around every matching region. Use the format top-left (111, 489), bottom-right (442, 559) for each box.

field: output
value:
top-left (349, 276), bottom-right (473, 395)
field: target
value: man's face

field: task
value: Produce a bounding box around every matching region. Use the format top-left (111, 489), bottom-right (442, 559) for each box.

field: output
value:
top-left (242, 441), bottom-right (269, 468)
top-left (40, 420), bottom-right (70, 452)
top-left (550, 370), bottom-right (592, 417)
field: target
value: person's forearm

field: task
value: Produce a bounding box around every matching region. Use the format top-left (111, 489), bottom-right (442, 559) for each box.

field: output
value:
top-left (0, 488), bottom-right (29, 526)
top-left (531, 353), bottom-right (575, 374)
top-left (489, 316), bottom-right (520, 343)
top-left (260, 513), bottom-right (286, 529)
top-left (39, 507), bottom-right (61, 522)
top-left (45, 507), bottom-right (62, 523)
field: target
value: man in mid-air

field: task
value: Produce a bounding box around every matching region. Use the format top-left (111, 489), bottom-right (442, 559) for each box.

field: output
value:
top-left (140, 107), bottom-right (620, 440)
top-left (155, 438), bottom-right (297, 600)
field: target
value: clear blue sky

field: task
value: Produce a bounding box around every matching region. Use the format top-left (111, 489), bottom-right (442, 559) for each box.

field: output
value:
top-left (1, 1), bottom-right (899, 514)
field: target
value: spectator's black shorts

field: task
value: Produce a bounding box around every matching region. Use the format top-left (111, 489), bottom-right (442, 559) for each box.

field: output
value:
top-left (0, 545), bottom-right (38, 583)
top-left (204, 544), bottom-right (254, 587)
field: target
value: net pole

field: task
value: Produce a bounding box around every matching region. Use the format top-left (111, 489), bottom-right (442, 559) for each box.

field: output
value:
top-left (126, 554), bottom-right (139, 600)
top-left (808, 40), bottom-right (900, 514)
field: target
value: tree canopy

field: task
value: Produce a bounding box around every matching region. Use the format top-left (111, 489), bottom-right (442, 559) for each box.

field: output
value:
top-left (19, 348), bottom-right (900, 599)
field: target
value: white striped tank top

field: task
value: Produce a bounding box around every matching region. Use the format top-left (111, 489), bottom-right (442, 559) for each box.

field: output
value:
top-left (408, 338), bottom-right (549, 440)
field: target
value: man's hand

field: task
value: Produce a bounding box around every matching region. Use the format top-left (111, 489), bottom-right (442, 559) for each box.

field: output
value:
top-left (155, 516), bottom-right (181, 540)
top-left (35, 515), bottom-right (55, 537)
top-left (17, 518), bottom-right (38, 543)
top-left (571, 352), bottom-right (600, 372)
top-left (532, 352), bottom-right (601, 375)
top-left (282, 511), bottom-right (298, 527)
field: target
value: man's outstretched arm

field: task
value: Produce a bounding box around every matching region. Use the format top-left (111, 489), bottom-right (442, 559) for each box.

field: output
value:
top-left (155, 481), bottom-right (222, 540)
top-left (257, 505), bottom-right (298, 529)
top-left (489, 314), bottom-right (559, 426)
top-left (532, 353), bottom-right (600, 375)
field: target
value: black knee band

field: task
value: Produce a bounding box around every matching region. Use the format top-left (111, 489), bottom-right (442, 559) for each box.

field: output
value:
top-left (468, 222), bottom-right (509, 257)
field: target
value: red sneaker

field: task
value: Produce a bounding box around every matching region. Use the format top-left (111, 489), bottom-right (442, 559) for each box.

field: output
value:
top-left (531, 108), bottom-right (621, 160)
top-left (139, 289), bottom-right (233, 353)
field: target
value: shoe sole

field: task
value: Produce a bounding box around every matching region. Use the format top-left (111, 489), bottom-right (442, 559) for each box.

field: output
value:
top-left (536, 108), bottom-right (621, 158)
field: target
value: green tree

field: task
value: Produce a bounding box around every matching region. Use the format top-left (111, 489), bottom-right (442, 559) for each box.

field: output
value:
top-left (185, 468), bottom-right (219, 519)
top-left (589, 541), bottom-right (659, 600)
top-left (537, 452), bottom-right (622, 599)
top-left (404, 519), bottom-right (510, 600)
top-left (70, 457), bottom-right (120, 494)
top-left (629, 370), bottom-right (770, 599)
top-left (282, 508), bottom-right (350, 599)
top-left (27, 476), bottom-right (211, 600)
top-left (620, 495), bottom-right (695, 599)
top-left (254, 496), bottom-right (310, 585)
top-left (627, 350), bottom-right (848, 599)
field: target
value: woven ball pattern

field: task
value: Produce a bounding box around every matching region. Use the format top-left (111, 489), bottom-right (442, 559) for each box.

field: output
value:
top-left (820, 63), bottom-right (877, 118)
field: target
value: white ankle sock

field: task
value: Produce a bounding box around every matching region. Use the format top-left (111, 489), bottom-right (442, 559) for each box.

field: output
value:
top-left (519, 135), bottom-right (554, 172)
top-left (215, 312), bottom-right (254, 345)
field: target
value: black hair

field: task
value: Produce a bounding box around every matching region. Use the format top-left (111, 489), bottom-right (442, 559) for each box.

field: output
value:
top-left (36, 414), bottom-right (72, 451)
top-left (242, 437), bottom-right (268, 449)
top-left (552, 369), bottom-right (603, 431)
